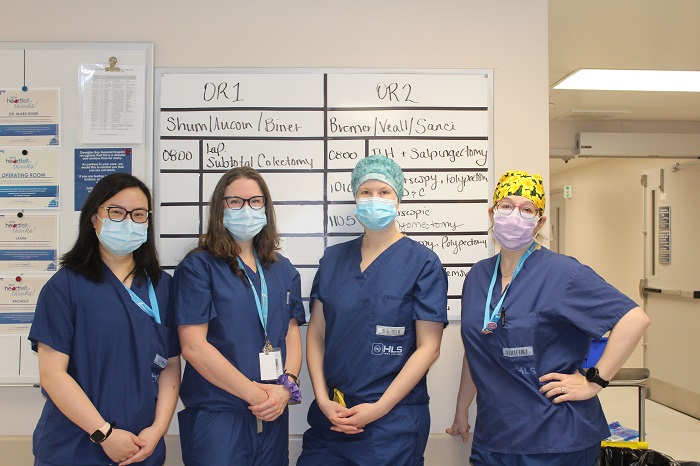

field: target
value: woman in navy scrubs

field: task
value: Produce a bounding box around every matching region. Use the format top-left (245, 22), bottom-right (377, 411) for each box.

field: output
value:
top-left (447, 170), bottom-right (651, 466)
top-left (298, 155), bottom-right (448, 466)
top-left (29, 173), bottom-right (181, 466)
top-left (173, 167), bottom-right (305, 466)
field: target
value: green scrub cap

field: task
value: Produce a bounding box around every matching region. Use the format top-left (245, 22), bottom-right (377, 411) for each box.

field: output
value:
top-left (350, 155), bottom-right (404, 201)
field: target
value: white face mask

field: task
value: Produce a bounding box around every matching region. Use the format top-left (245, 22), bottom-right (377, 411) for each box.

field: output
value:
top-left (492, 211), bottom-right (538, 251)
top-left (97, 216), bottom-right (148, 256)
top-left (223, 206), bottom-right (267, 242)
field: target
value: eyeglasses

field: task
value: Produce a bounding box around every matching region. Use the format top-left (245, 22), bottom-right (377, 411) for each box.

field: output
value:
top-left (223, 196), bottom-right (266, 210)
top-left (100, 206), bottom-right (151, 223)
top-left (495, 200), bottom-right (541, 220)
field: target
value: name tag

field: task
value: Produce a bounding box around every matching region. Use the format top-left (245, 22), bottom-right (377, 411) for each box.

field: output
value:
top-left (502, 346), bottom-right (534, 358)
top-left (376, 325), bottom-right (405, 336)
top-left (259, 348), bottom-right (283, 381)
top-left (153, 354), bottom-right (168, 368)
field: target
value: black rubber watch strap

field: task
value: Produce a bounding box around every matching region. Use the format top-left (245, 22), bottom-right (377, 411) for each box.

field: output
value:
top-left (586, 367), bottom-right (609, 388)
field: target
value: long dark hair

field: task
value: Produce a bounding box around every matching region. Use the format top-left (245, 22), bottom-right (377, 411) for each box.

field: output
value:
top-left (197, 167), bottom-right (280, 281)
top-left (61, 173), bottom-right (162, 287)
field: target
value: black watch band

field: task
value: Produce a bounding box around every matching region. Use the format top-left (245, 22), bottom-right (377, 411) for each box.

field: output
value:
top-left (284, 371), bottom-right (300, 388)
top-left (90, 421), bottom-right (116, 444)
top-left (585, 367), bottom-right (609, 388)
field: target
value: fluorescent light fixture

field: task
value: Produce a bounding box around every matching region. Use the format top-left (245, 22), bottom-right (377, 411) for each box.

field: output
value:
top-left (553, 69), bottom-right (700, 92)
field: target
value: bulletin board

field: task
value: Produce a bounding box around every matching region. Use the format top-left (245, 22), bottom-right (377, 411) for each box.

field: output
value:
top-left (0, 42), bottom-right (154, 385)
top-left (155, 69), bottom-right (494, 321)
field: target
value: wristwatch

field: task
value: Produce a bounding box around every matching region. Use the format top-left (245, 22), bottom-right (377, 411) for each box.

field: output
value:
top-left (90, 421), bottom-right (116, 444)
top-left (585, 367), bottom-right (609, 388)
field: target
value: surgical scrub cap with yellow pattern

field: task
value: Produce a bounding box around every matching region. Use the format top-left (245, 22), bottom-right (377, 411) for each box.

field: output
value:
top-left (493, 170), bottom-right (546, 211)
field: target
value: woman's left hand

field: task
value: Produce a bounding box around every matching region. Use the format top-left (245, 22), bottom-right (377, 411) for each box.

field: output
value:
top-left (539, 371), bottom-right (602, 403)
top-left (249, 382), bottom-right (292, 422)
top-left (118, 426), bottom-right (161, 466)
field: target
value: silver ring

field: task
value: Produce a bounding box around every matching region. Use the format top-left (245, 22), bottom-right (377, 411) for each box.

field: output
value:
top-left (561, 387), bottom-right (566, 393)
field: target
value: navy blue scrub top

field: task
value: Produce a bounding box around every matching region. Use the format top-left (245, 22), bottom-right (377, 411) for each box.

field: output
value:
top-left (310, 236), bottom-right (448, 406)
top-left (28, 264), bottom-right (178, 466)
top-left (461, 246), bottom-right (638, 455)
top-left (173, 251), bottom-right (306, 412)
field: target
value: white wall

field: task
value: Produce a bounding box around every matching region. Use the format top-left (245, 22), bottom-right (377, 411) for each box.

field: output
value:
top-left (549, 120), bottom-right (700, 367)
top-left (0, 0), bottom-right (549, 438)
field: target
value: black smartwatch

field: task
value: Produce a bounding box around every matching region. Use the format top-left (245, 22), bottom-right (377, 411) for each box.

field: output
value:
top-left (90, 421), bottom-right (116, 444)
top-left (585, 367), bottom-right (609, 388)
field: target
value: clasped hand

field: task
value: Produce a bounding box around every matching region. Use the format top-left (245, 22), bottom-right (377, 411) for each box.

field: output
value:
top-left (248, 382), bottom-right (291, 422)
top-left (99, 428), bottom-right (148, 465)
top-left (318, 399), bottom-right (385, 435)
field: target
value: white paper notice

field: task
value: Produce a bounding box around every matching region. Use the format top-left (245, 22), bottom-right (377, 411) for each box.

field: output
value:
top-left (0, 213), bottom-right (58, 272)
top-left (0, 89), bottom-right (60, 147)
top-left (79, 65), bottom-right (145, 144)
top-left (0, 149), bottom-right (59, 209)
top-left (0, 275), bottom-right (50, 334)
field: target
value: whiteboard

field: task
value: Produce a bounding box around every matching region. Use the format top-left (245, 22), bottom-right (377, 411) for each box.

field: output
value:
top-left (155, 69), bottom-right (495, 321)
top-left (0, 42), bottom-right (154, 385)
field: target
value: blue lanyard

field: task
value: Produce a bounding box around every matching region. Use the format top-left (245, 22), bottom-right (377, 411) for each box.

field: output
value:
top-left (482, 242), bottom-right (536, 334)
top-left (123, 276), bottom-right (160, 324)
top-left (236, 252), bottom-right (269, 341)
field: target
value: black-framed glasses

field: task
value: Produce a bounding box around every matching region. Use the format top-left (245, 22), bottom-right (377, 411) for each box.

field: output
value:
top-left (100, 206), bottom-right (151, 223)
top-left (495, 200), bottom-right (540, 220)
top-left (223, 196), bottom-right (266, 210)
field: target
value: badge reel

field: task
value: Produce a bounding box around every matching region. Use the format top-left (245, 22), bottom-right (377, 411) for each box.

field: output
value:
top-left (259, 339), bottom-right (283, 381)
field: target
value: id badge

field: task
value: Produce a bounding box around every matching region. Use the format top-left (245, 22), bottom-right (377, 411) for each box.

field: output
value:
top-left (259, 347), bottom-right (283, 381)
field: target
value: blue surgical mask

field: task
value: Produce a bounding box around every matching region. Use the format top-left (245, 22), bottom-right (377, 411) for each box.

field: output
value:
top-left (355, 197), bottom-right (397, 231)
top-left (97, 216), bottom-right (148, 256)
top-left (223, 206), bottom-right (267, 242)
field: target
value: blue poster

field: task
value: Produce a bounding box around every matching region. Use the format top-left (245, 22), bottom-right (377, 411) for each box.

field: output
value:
top-left (74, 148), bottom-right (132, 210)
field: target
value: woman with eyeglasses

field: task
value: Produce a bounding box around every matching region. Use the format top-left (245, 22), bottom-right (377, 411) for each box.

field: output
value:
top-left (29, 173), bottom-right (181, 466)
top-left (298, 156), bottom-right (448, 466)
top-left (172, 167), bottom-right (305, 465)
top-left (446, 170), bottom-right (650, 466)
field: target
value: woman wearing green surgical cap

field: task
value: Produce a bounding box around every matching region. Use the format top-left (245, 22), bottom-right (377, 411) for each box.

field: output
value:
top-left (298, 155), bottom-right (448, 466)
top-left (447, 170), bottom-right (650, 466)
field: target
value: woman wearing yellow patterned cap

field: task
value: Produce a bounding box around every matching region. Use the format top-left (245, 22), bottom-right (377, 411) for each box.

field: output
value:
top-left (446, 170), bottom-right (650, 466)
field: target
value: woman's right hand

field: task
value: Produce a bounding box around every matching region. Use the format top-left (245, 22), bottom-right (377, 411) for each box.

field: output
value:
top-left (445, 415), bottom-right (471, 444)
top-left (317, 398), bottom-right (364, 434)
top-left (100, 429), bottom-right (145, 463)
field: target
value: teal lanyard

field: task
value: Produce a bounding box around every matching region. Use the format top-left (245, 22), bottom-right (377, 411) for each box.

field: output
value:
top-left (482, 242), bottom-right (536, 334)
top-left (236, 252), bottom-right (269, 342)
top-left (123, 276), bottom-right (160, 324)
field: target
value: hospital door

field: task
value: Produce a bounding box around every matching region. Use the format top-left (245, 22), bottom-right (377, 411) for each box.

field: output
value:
top-left (641, 164), bottom-right (700, 419)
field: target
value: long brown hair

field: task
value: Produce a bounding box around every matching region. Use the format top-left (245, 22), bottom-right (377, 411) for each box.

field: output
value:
top-left (197, 167), bottom-right (280, 281)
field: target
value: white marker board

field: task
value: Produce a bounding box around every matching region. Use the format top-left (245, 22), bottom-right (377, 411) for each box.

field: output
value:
top-left (155, 69), bottom-right (494, 320)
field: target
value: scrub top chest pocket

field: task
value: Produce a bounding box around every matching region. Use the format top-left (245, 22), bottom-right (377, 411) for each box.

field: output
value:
top-left (489, 313), bottom-right (540, 380)
top-left (370, 294), bottom-right (413, 340)
top-left (275, 289), bottom-right (293, 336)
top-left (149, 322), bottom-right (171, 373)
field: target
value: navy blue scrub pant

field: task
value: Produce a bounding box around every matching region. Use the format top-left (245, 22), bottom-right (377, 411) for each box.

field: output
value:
top-left (470, 443), bottom-right (601, 466)
top-left (178, 407), bottom-right (289, 466)
top-left (297, 400), bottom-right (430, 466)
